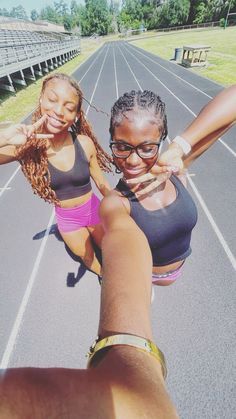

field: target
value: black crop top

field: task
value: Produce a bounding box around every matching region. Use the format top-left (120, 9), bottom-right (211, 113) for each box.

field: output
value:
top-left (116, 175), bottom-right (198, 266)
top-left (47, 132), bottom-right (92, 201)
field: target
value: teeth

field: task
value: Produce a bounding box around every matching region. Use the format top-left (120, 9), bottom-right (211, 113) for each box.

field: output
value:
top-left (48, 116), bottom-right (63, 127)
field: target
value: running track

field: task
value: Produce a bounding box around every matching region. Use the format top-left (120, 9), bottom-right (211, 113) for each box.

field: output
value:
top-left (0, 41), bottom-right (235, 419)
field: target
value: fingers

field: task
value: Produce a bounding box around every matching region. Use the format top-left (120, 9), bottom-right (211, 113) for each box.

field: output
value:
top-left (135, 173), bottom-right (171, 197)
top-left (35, 133), bottom-right (54, 139)
top-left (125, 165), bottom-right (172, 186)
top-left (125, 172), bottom-right (156, 186)
top-left (26, 115), bottom-right (52, 140)
top-left (32, 114), bottom-right (47, 131)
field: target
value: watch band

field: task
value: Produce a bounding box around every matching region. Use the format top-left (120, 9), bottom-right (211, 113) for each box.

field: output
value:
top-left (87, 333), bottom-right (167, 379)
top-left (172, 135), bottom-right (191, 155)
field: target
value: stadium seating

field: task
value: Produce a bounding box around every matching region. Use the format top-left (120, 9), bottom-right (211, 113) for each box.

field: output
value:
top-left (0, 26), bottom-right (81, 92)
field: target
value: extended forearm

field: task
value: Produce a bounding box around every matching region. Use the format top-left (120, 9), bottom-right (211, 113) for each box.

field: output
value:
top-left (99, 221), bottom-right (153, 340)
top-left (180, 85), bottom-right (236, 148)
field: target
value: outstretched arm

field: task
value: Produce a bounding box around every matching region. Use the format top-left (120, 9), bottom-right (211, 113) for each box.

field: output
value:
top-left (99, 192), bottom-right (153, 339)
top-left (0, 192), bottom-right (178, 418)
top-left (160, 84), bottom-right (236, 168)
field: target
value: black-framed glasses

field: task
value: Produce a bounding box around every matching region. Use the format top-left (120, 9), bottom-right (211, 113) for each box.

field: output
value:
top-left (110, 141), bottom-right (162, 159)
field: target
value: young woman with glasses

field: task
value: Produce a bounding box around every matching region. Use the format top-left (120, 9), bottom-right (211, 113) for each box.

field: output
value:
top-left (101, 86), bottom-right (236, 287)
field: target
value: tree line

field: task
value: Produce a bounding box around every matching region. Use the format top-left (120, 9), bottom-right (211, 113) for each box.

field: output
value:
top-left (0, 0), bottom-right (236, 36)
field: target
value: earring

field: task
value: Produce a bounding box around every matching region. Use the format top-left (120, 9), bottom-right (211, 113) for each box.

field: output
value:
top-left (115, 167), bottom-right (122, 174)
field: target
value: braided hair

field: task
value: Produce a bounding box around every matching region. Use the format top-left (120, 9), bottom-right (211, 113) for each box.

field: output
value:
top-left (109, 90), bottom-right (168, 141)
top-left (16, 73), bottom-right (113, 205)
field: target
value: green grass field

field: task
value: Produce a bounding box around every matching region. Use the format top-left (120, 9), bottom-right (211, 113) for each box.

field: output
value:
top-left (131, 26), bottom-right (236, 87)
top-left (0, 26), bottom-right (235, 123)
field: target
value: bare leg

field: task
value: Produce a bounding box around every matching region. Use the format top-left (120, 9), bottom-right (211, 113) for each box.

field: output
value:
top-left (87, 223), bottom-right (104, 247)
top-left (60, 227), bottom-right (101, 275)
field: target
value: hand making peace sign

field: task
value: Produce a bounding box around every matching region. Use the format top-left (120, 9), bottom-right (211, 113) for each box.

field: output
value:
top-left (0, 115), bottom-right (54, 147)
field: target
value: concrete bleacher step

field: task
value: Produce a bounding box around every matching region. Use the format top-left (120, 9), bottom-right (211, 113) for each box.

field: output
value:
top-left (0, 28), bottom-right (80, 92)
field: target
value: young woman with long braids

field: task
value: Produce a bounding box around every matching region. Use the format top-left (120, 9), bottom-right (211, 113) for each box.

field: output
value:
top-left (0, 72), bottom-right (112, 276)
top-left (100, 88), bottom-right (235, 287)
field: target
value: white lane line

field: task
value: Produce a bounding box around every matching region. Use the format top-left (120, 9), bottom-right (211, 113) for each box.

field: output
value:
top-left (122, 43), bottom-right (236, 158)
top-left (113, 44), bottom-right (119, 99)
top-left (0, 209), bottom-right (55, 369)
top-left (127, 42), bottom-right (213, 98)
top-left (187, 173), bottom-right (236, 271)
top-left (118, 44), bottom-right (142, 90)
top-left (219, 138), bottom-right (236, 158)
top-left (119, 50), bottom-right (236, 272)
top-left (85, 44), bottom-right (110, 116)
top-left (0, 166), bottom-right (20, 198)
top-left (164, 137), bottom-right (236, 272)
top-left (79, 44), bottom-right (105, 84)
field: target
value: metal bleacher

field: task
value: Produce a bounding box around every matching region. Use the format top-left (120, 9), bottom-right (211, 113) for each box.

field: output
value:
top-left (0, 20), bottom-right (81, 92)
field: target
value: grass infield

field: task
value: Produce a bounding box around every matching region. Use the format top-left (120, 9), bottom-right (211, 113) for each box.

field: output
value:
top-left (131, 26), bottom-right (236, 87)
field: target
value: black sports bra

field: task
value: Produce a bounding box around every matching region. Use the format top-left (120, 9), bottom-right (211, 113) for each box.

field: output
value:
top-left (48, 132), bottom-right (92, 201)
top-left (116, 175), bottom-right (198, 266)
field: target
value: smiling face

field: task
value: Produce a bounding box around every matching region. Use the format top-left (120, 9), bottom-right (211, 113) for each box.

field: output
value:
top-left (40, 79), bottom-right (80, 134)
top-left (112, 110), bottom-right (162, 179)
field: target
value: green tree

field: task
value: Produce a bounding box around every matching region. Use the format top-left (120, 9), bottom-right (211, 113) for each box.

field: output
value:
top-left (10, 5), bottom-right (28, 20)
top-left (82, 0), bottom-right (111, 36)
top-left (40, 6), bottom-right (59, 23)
top-left (118, 0), bottom-right (143, 30)
top-left (70, 0), bottom-right (85, 29)
top-left (158, 0), bottom-right (190, 27)
top-left (192, 1), bottom-right (207, 23)
top-left (63, 13), bottom-right (73, 31)
top-left (31, 9), bottom-right (39, 21)
top-left (0, 8), bottom-right (10, 16)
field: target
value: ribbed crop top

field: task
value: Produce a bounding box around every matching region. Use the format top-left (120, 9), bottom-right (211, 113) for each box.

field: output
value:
top-left (47, 132), bottom-right (92, 201)
top-left (116, 175), bottom-right (198, 266)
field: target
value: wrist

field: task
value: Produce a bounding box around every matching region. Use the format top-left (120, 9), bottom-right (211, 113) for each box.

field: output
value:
top-left (172, 135), bottom-right (191, 156)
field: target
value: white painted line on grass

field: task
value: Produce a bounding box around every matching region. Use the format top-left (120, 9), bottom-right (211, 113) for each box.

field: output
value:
top-left (0, 209), bottom-right (55, 369)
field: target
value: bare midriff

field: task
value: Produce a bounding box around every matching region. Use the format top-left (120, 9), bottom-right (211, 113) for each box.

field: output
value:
top-left (59, 190), bottom-right (93, 208)
top-left (152, 259), bottom-right (184, 275)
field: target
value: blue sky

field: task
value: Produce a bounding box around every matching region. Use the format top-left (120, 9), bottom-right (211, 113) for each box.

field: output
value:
top-left (0, 1), bottom-right (75, 16)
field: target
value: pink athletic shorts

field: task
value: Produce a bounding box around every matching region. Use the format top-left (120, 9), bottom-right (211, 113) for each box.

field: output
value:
top-left (55, 193), bottom-right (101, 233)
